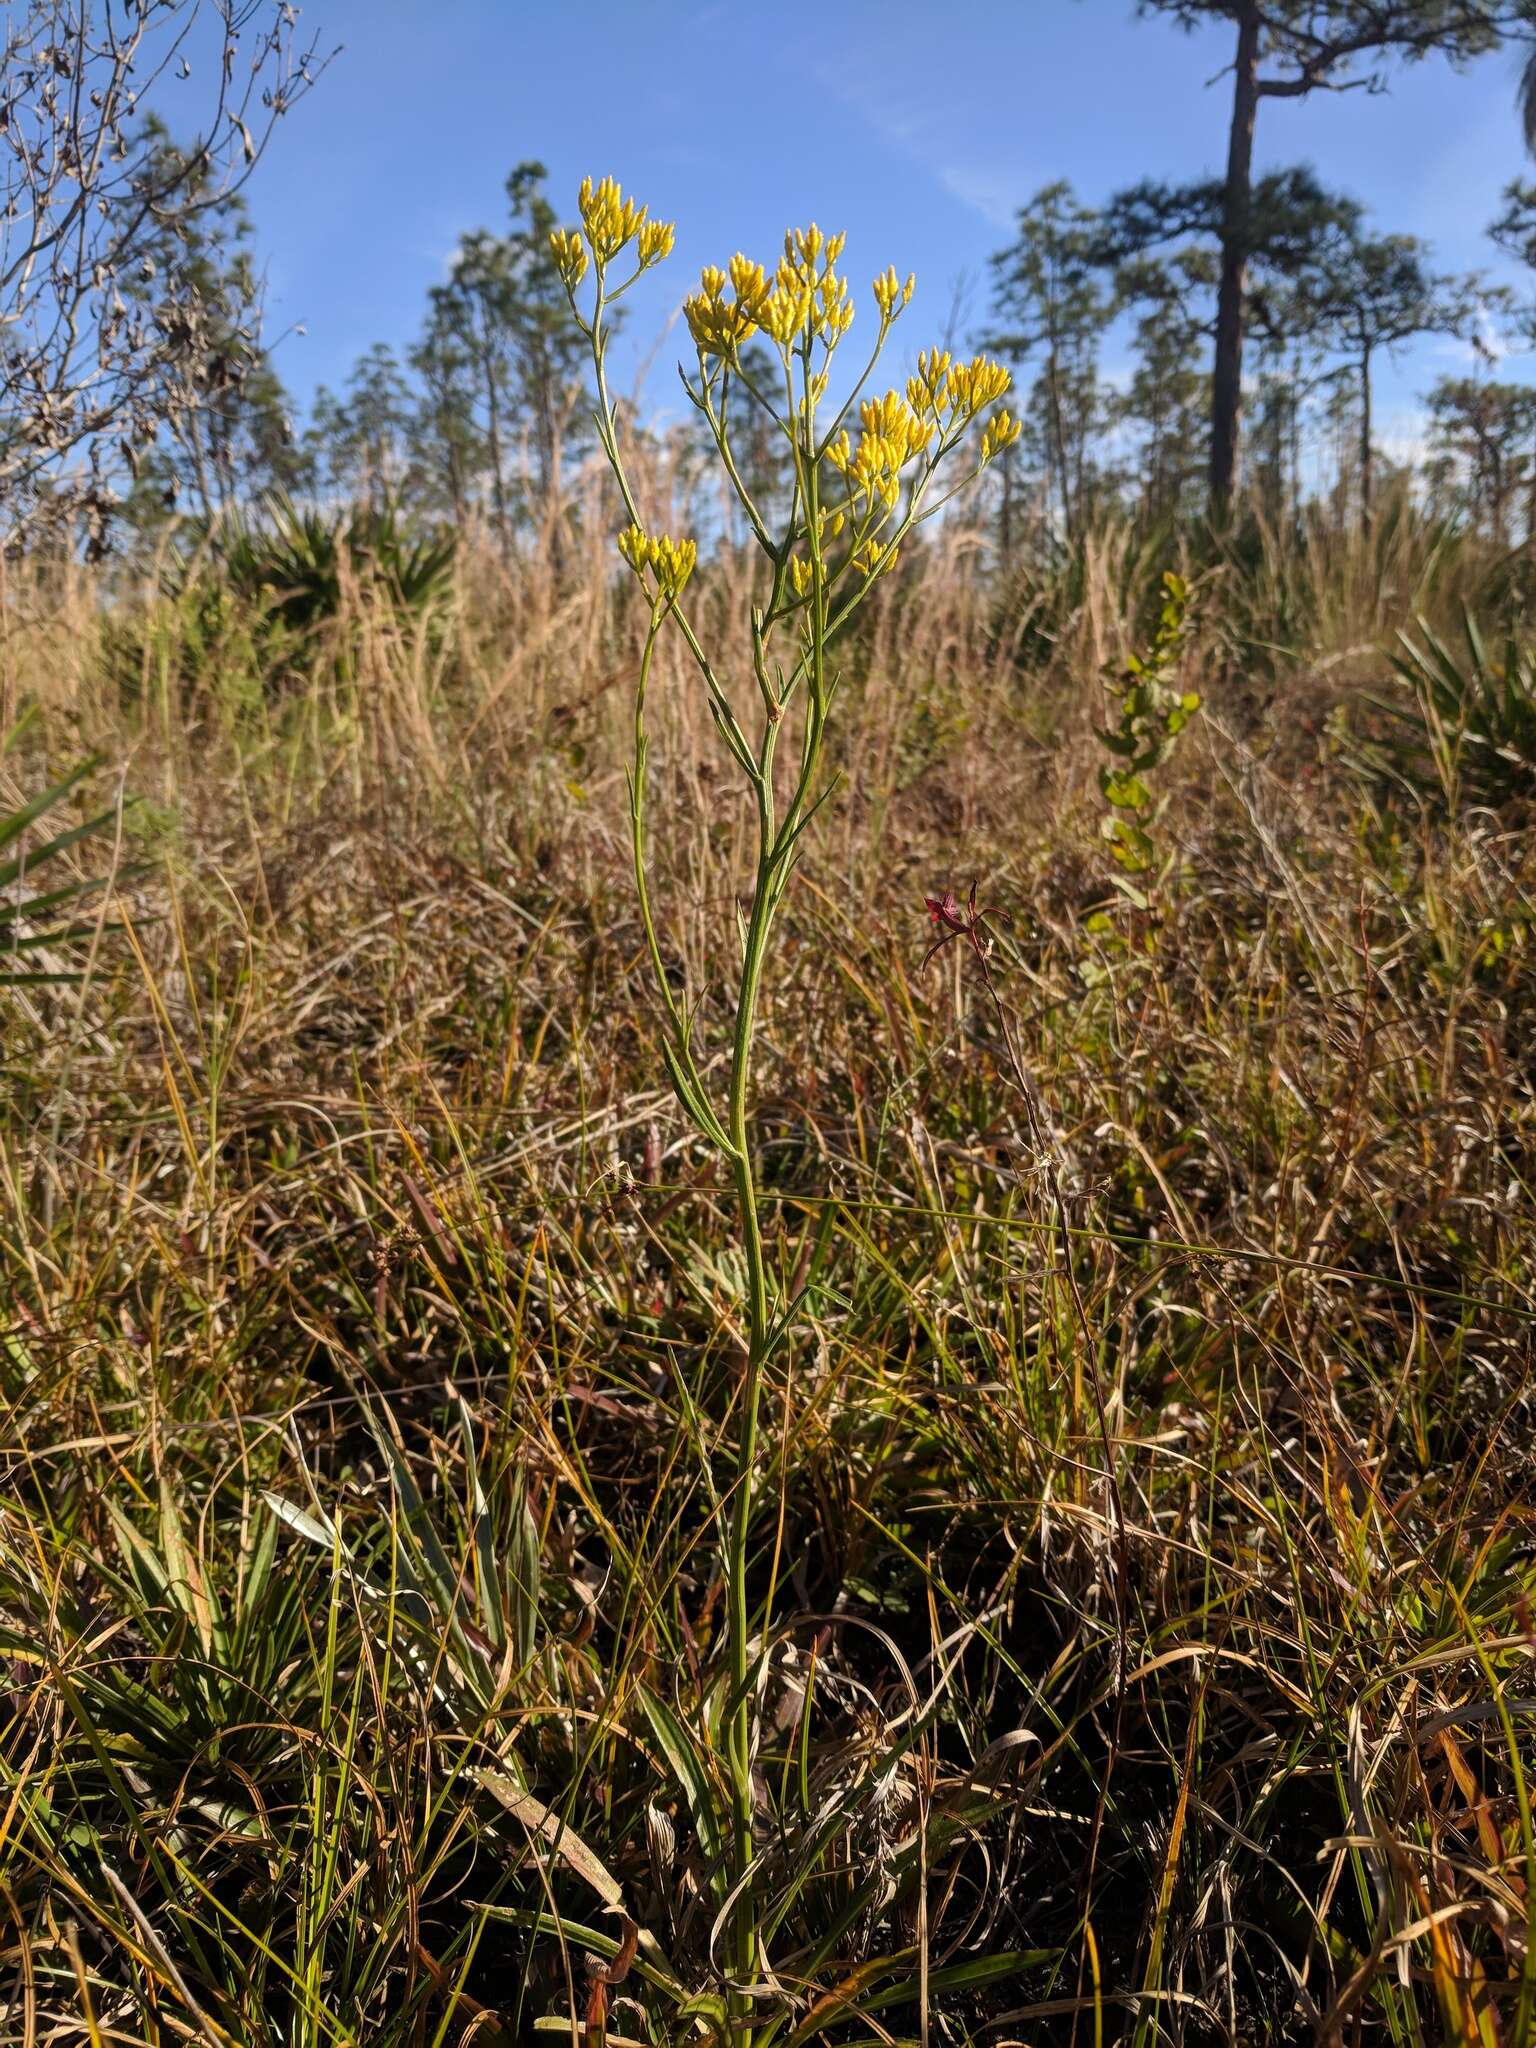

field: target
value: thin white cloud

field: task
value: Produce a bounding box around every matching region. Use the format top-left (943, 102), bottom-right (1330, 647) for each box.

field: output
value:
top-left (812, 55), bottom-right (1023, 230)
top-left (934, 163), bottom-right (1019, 231)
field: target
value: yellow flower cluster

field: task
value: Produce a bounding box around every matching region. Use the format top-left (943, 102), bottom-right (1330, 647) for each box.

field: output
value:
top-left (639, 219), bottom-right (676, 266)
top-left (906, 349), bottom-right (1013, 429)
top-left (684, 256), bottom-right (771, 355)
top-left (775, 224), bottom-right (854, 346)
top-left (580, 175), bottom-right (645, 263)
top-left (549, 227), bottom-right (588, 291)
top-left (618, 524), bottom-right (697, 600)
top-left (852, 538), bottom-right (895, 577)
top-left (872, 265), bottom-right (916, 323)
top-left (826, 389), bottom-right (933, 515)
top-left (980, 409), bottom-right (1023, 464)
top-left (859, 390), bottom-right (934, 462)
top-left (684, 224), bottom-right (893, 358)
top-left (550, 178), bottom-right (675, 286)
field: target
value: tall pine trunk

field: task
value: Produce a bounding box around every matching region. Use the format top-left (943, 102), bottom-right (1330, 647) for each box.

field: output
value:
top-left (475, 300), bottom-right (510, 558)
top-left (1358, 340), bottom-right (1374, 532)
top-left (1210, 2), bottom-right (1261, 516)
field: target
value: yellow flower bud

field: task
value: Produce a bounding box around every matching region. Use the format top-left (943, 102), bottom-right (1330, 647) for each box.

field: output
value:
top-left (853, 538), bottom-right (894, 577)
top-left (618, 523), bottom-right (651, 573)
top-left (908, 348), bottom-right (954, 420)
top-left (944, 353), bottom-right (1012, 420)
top-left (980, 408), bottom-right (1023, 464)
top-left (787, 223), bottom-right (824, 268)
top-left (872, 266), bottom-right (914, 321)
top-left (728, 254), bottom-right (769, 314)
top-left (618, 524), bottom-right (696, 599)
top-left (579, 175), bottom-right (648, 264)
top-left (639, 218), bottom-right (676, 267)
top-left (684, 259), bottom-right (766, 354)
top-left (651, 533), bottom-right (697, 598)
top-left (761, 285), bottom-right (810, 344)
top-left (549, 227), bottom-right (589, 291)
top-left (858, 391), bottom-right (931, 465)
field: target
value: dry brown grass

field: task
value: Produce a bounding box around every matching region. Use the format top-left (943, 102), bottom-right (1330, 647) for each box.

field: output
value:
top-left (0, 494), bottom-right (1532, 2047)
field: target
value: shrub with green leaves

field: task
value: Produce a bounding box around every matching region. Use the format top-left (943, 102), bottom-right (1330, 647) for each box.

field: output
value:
top-left (1096, 568), bottom-right (1199, 897)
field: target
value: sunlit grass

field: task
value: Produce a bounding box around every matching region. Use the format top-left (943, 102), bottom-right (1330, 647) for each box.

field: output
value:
top-left (0, 496), bottom-right (1533, 2045)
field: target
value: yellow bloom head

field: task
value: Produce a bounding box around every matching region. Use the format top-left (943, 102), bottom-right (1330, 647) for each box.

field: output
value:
top-left (859, 390), bottom-right (931, 463)
top-left (853, 538), bottom-right (896, 578)
top-left (771, 225), bottom-right (854, 346)
top-left (639, 217), bottom-right (676, 267)
top-left (944, 354), bottom-right (1012, 421)
top-left (549, 227), bottom-right (588, 292)
top-left (579, 176), bottom-right (648, 264)
top-left (907, 348), bottom-right (954, 421)
top-left (683, 257), bottom-right (768, 356)
top-left (619, 524), bottom-right (696, 601)
top-left (872, 267), bottom-right (915, 322)
top-left (980, 408), bottom-right (1023, 464)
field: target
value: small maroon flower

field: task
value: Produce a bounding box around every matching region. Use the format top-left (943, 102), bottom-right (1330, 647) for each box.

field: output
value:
top-left (925, 887), bottom-right (969, 938)
top-left (922, 880), bottom-right (1001, 968)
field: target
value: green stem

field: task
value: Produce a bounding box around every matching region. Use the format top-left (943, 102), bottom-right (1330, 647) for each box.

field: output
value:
top-left (562, 222), bottom-right (999, 2043)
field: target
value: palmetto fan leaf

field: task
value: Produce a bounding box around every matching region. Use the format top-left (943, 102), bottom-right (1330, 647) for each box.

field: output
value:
top-left (1354, 607), bottom-right (1536, 810)
top-left (0, 750), bottom-right (125, 986)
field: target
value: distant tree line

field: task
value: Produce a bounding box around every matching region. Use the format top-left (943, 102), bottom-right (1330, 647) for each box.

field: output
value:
top-left (134, 152), bottom-right (1536, 559)
top-left (13, 2), bottom-right (1536, 556)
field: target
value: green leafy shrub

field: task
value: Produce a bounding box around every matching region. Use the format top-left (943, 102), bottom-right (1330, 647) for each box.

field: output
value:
top-left (1096, 568), bottom-right (1199, 895)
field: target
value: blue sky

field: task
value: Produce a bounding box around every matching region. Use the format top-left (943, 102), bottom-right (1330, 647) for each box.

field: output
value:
top-left (243, 0), bottom-right (1536, 450)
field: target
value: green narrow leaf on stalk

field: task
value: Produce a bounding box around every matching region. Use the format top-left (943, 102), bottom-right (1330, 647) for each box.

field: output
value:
top-left (104, 1500), bottom-right (171, 1610)
top-left (0, 756), bottom-right (97, 853)
top-left (454, 1392), bottom-right (505, 1650)
top-left (364, 1403), bottom-right (460, 1613)
top-left (507, 1464), bottom-right (540, 1665)
top-left (239, 1501), bottom-right (282, 1628)
top-left (157, 1476), bottom-right (220, 1661)
top-left (0, 806), bottom-right (121, 892)
top-left (637, 1686), bottom-right (727, 1884)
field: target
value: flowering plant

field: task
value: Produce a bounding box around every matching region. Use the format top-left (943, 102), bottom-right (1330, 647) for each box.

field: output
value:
top-left (553, 177), bottom-right (1017, 2035)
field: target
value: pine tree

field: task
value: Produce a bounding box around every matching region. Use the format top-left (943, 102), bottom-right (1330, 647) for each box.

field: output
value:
top-left (305, 352), bottom-right (413, 512)
top-left (988, 183), bottom-right (1111, 538)
top-left (423, 161), bottom-right (591, 553)
top-left (1302, 229), bottom-right (1476, 525)
top-left (1093, 164), bottom-right (1357, 508)
top-left (119, 120), bottom-right (305, 531)
top-left (1134, 0), bottom-right (1536, 511)
top-left (1115, 250), bottom-right (1216, 518)
top-left (408, 313), bottom-right (485, 527)
top-left (1426, 374), bottom-right (1536, 536)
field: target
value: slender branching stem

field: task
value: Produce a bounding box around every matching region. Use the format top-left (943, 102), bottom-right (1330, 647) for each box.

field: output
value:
top-left (556, 185), bottom-right (1017, 2041)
